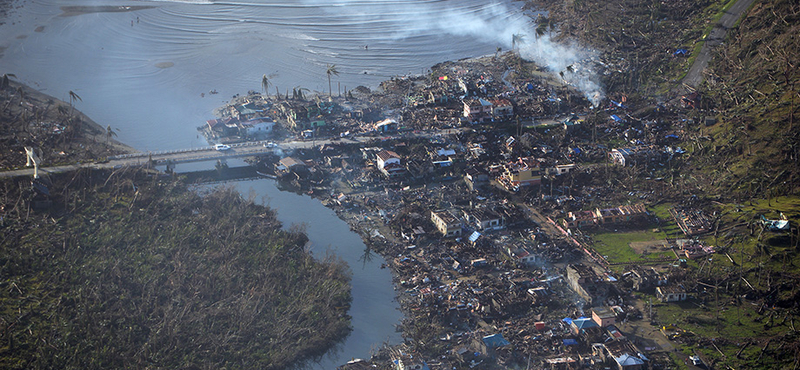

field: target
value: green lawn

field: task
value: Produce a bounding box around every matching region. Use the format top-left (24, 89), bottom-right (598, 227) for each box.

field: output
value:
top-left (591, 229), bottom-right (673, 264)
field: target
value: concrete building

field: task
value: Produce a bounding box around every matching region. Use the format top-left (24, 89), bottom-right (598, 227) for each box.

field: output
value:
top-left (376, 150), bottom-right (406, 178)
top-left (656, 285), bottom-right (687, 302)
top-left (566, 264), bottom-right (600, 305)
top-left (591, 306), bottom-right (616, 327)
top-left (463, 98), bottom-right (493, 123)
top-left (609, 146), bottom-right (661, 166)
top-left (430, 210), bottom-right (462, 237)
top-left (593, 339), bottom-right (648, 370)
top-left (499, 157), bottom-right (543, 191)
top-left (462, 207), bottom-right (505, 231)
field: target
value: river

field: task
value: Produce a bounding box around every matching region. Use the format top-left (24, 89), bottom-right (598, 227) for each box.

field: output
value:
top-left (0, 0), bottom-right (528, 367)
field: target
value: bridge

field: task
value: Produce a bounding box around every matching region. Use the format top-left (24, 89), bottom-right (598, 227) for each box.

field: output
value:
top-left (0, 138), bottom-right (364, 179)
top-left (108, 140), bottom-right (278, 166)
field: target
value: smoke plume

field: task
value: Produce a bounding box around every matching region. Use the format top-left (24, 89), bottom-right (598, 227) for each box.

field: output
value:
top-left (304, 0), bottom-right (605, 106)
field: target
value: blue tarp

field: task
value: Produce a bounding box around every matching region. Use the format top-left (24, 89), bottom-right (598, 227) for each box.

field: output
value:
top-left (572, 317), bottom-right (598, 330)
top-left (469, 231), bottom-right (481, 243)
top-left (610, 114), bottom-right (623, 122)
top-left (483, 333), bottom-right (511, 348)
top-left (674, 49), bottom-right (689, 56)
top-left (610, 100), bottom-right (627, 109)
top-left (563, 339), bottom-right (579, 346)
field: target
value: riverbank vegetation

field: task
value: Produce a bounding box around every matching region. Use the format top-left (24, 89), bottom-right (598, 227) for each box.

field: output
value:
top-left (0, 168), bottom-right (351, 369)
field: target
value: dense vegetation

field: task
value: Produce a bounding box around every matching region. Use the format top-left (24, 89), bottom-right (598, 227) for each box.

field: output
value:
top-left (0, 168), bottom-right (351, 369)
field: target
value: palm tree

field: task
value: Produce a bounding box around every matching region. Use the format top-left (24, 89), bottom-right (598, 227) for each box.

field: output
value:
top-left (68, 90), bottom-right (82, 117)
top-left (1, 73), bottom-right (15, 92)
top-left (261, 74), bottom-right (271, 97)
top-left (326, 64), bottom-right (339, 97)
top-left (5, 85), bottom-right (26, 112)
top-left (536, 22), bottom-right (548, 38)
top-left (293, 86), bottom-right (310, 101)
top-left (512, 33), bottom-right (525, 53)
top-left (105, 125), bottom-right (118, 144)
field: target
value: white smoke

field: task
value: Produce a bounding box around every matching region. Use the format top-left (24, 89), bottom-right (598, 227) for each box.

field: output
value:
top-left (301, 0), bottom-right (605, 106)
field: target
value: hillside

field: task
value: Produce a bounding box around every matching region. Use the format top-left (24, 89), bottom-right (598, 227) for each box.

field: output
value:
top-left (700, 0), bottom-right (800, 198)
top-left (518, 0), bottom-right (800, 368)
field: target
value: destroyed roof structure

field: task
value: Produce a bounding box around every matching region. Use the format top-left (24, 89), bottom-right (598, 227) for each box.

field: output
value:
top-left (462, 97), bottom-right (493, 123)
top-left (462, 207), bottom-right (505, 231)
top-left (563, 204), bottom-right (647, 229)
top-left (594, 339), bottom-right (648, 370)
top-left (277, 156), bottom-right (305, 171)
top-left (608, 145), bottom-right (662, 166)
top-left (656, 285), bottom-right (687, 303)
top-left (670, 207), bottom-right (712, 235)
top-left (498, 156), bottom-right (543, 191)
top-left (566, 264), bottom-right (602, 305)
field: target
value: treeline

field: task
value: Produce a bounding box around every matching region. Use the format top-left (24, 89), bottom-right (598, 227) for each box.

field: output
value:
top-left (0, 168), bottom-right (351, 369)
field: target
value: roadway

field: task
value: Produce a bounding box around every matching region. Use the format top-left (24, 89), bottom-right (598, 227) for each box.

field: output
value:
top-left (0, 139), bottom-right (352, 178)
top-left (0, 127), bottom-right (468, 179)
top-left (681, 0), bottom-right (756, 89)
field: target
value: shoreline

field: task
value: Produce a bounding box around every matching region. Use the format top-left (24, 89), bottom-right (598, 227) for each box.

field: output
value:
top-left (1, 79), bottom-right (135, 170)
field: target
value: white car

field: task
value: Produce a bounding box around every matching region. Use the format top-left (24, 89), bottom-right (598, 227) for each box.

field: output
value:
top-left (263, 141), bottom-right (277, 148)
top-left (214, 144), bottom-right (231, 151)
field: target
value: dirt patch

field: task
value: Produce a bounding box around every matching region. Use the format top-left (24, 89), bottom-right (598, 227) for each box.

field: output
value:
top-left (630, 240), bottom-right (669, 255)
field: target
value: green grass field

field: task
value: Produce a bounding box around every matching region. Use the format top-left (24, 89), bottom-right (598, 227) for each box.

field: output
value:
top-left (591, 228), bottom-right (674, 263)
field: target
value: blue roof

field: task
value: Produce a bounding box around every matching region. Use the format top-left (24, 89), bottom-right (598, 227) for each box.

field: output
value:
top-left (469, 231), bottom-right (481, 242)
top-left (482, 333), bottom-right (510, 348)
top-left (572, 317), bottom-right (598, 330)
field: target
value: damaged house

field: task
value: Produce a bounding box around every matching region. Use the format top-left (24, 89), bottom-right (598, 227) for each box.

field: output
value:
top-left (431, 210), bottom-right (462, 238)
top-left (593, 339), bottom-right (649, 370)
top-left (566, 264), bottom-right (605, 305)
top-left (463, 97), bottom-right (493, 123)
top-left (562, 204), bottom-right (647, 229)
top-left (498, 157), bottom-right (543, 192)
top-left (462, 207), bottom-right (505, 231)
top-left (656, 285), bottom-right (687, 303)
top-left (376, 150), bottom-right (406, 178)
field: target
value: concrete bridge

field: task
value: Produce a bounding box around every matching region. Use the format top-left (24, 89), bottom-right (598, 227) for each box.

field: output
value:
top-left (0, 138), bottom-right (362, 179)
top-left (108, 140), bottom-right (277, 166)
